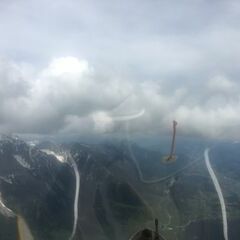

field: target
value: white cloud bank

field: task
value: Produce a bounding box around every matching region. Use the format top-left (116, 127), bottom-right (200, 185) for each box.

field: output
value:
top-left (0, 56), bottom-right (240, 140)
top-left (1, 0), bottom-right (240, 140)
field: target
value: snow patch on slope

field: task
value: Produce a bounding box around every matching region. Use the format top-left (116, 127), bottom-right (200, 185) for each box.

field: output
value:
top-left (41, 149), bottom-right (66, 163)
top-left (0, 193), bottom-right (15, 217)
top-left (14, 155), bottom-right (31, 169)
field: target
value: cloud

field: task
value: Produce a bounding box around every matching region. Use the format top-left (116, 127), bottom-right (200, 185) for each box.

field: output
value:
top-left (43, 57), bottom-right (90, 77)
top-left (207, 75), bottom-right (235, 93)
top-left (1, 1), bottom-right (240, 139)
top-left (0, 56), bottom-right (240, 140)
top-left (0, 57), bottom-right (132, 134)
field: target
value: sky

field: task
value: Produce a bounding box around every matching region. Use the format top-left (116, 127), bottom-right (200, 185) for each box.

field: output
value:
top-left (0, 0), bottom-right (240, 139)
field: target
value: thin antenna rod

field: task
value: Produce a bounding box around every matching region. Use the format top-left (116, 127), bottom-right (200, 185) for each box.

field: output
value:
top-left (169, 120), bottom-right (177, 159)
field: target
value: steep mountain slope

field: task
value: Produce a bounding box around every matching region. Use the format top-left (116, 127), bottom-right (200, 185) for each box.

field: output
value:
top-left (0, 136), bottom-right (240, 240)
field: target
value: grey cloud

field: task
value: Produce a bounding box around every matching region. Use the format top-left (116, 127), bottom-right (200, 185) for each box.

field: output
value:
top-left (0, 1), bottom-right (240, 139)
top-left (0, 57), bottom-right (239, 140)
top-left (0, 59), bottom-right (29, 99)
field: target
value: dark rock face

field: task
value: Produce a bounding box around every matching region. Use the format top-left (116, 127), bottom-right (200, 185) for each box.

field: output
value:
top-left (185, 219), bottom-right (240, 240)
top-left (106, 180), bottom-right (152, 225)
top-left (184, 220), bottom-right (224, 240)
top-left (0, 136), bottom-right (74, 240)
top-left (93, 187), bottom-right (116, 240)
top-left (0, 137), bottom-right (153, 240)
top-left (0, 215), bottom-right (17, 240)
top-left (93, 179), bottom-right (152, 240)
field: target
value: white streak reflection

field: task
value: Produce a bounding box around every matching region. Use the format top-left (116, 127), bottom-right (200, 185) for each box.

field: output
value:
top-left (204, 148), bottom-right (228, 240)
top-left (112, 109), bottom-right (145, 121)
top-left (68, 153), bottom-right (80, 240)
